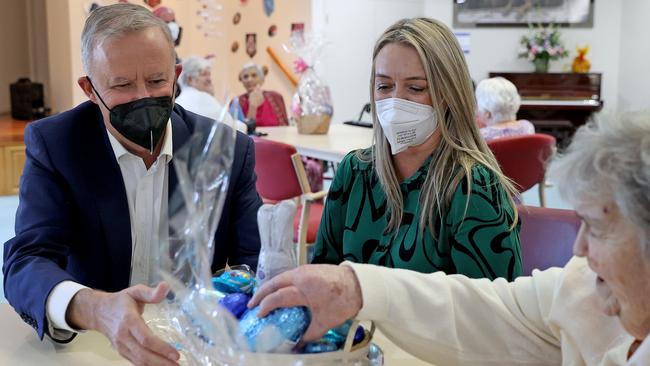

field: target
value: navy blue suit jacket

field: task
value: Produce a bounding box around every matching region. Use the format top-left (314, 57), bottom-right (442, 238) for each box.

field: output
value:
top-left (2, 101), bottom-right (262, 339)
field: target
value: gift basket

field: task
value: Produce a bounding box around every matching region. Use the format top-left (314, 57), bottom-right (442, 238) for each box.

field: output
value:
top-left (144, 106), bottom-right (382, 365)
top-left (287, 32), bottom-right (334, 134)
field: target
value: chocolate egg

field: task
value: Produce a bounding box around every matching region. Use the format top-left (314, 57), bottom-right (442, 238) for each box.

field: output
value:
top-left (302, 340), bottom-right (338, 353)
top-left (218, 293), bottom-right (251, 319)
top-left (212, 268), bottom-right (255, 294)
top-left (239, 306), bottom-right (311, 353)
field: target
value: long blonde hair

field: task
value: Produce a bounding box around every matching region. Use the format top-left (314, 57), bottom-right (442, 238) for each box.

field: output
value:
top-left (360, 17), bottom-right (518, 234)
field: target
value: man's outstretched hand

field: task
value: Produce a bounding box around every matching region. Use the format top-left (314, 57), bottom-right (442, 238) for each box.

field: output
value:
top-left (67, 282), bottom-right (180, 366)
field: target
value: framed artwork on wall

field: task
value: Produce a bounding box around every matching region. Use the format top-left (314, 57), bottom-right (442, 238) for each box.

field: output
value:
top-left (452, 0), bottom-right (594, 28)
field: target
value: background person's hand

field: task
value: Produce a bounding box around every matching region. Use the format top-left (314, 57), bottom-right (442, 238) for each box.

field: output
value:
top-left (247, 264), bottom-right (363, 341)
top-left (67, 282), bottom-right (180, 366)
top-left (249, 86), bottom-right (264, 109)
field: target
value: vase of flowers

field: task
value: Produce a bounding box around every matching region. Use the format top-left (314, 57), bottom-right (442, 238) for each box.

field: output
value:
top-left (518, 24), bottom-right (568, 73)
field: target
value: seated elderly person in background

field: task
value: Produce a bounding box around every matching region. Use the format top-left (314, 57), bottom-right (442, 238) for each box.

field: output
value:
top-left (476, 76), bottom-right (535, 140)
top-left (237, 62), bottom-right (323, 191)
top-left (250, 112), bottom-right (650, 365)
top-left (237, 62), bottom-right (289, 126)
top-left (176, 56), bottom-right (247, 133)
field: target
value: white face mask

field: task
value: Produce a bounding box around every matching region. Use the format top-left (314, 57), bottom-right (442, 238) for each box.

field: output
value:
top-left (375, 97), bottom-right (437, 155)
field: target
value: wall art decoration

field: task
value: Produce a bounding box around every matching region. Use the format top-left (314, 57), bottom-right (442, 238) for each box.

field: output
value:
top-left (268, 24), bottom-right (277, 37)
top-left (196, 0), bottom-right (225, 38)
top-left (290, 22), bottom-right (305, 42)
top-left (245, 33), bottom-right (257, 58)
top-left (453, 0), bottom-right (594, 28)
top-left (263, 0), bottom-right (274, 17)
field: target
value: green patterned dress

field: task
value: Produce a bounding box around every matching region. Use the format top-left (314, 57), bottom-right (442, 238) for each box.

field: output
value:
top-left (313, 149), bottom-right (522, 281)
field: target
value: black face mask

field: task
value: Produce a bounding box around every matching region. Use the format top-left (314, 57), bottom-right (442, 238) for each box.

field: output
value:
top-left (87, 77), bottom-right (174, 152)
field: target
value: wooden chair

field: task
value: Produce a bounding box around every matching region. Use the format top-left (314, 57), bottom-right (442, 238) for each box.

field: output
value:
top-left (517, 205), bottom-right (581, 275)
top-left (487, 134), bottom-right (556, 206)
top-left (252, 137), bottom-right (327, 264)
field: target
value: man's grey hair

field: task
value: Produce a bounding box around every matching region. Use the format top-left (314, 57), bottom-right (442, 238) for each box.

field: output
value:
top-left (239, 62), bottom-right (265, 81)
top-left (549, 112), bottom-right (650, 255)
top-left (179, 56), bottom-right (211, 88)
top-left (81, 3), bottom-right (174, 76)
top-left (475, 77), bottom-right (521, 125)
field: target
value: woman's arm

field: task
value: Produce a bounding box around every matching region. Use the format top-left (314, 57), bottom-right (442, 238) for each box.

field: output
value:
top-left (349, 262), bottom-right (562, 365)
top-left (249, 261), bottom-right (565, 365)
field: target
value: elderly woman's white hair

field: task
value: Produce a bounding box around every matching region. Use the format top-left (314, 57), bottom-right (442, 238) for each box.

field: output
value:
top-left (550, 112), bottom-right (650, 253)
top-left (179, 56), bottom-right (211, 88)
top-left (239, 62), bottom-right (265, 81)
top-left (475, 77), bottom-right (521, 125)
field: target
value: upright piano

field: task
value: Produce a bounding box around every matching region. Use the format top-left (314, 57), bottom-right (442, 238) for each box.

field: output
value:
top-left (489, 72), bottom-right (603, 149)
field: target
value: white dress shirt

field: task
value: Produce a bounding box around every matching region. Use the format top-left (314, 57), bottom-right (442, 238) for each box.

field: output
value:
top-left (45, 121), bottom-right (173, 338)
top-left (176, 85), bottom-right (248, 133)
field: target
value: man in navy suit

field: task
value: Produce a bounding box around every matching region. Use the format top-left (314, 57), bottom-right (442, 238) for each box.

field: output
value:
top-left (3, 4), bottom-right (261, 365)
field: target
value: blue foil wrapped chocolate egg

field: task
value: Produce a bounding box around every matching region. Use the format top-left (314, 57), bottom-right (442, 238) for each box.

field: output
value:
top-left (239, 306), bottom-right (311, 353)
top-left (302, 340), bottom-right (339, 354)
top-left (353, 325), bottom-right (365, 345)
top-left (218, 293), bottom-right (251, 319)
top-left (212, 268), bottom-right (255, 294)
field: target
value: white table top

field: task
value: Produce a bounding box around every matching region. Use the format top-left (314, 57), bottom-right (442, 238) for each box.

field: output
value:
top-left (257, 124), bottom-right (374, 163)
top-left (0, 303), bottom-right (433, 365)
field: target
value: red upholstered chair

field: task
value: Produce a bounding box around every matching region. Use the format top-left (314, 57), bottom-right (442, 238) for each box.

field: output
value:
top-left (252, 137), bottom-right (327, 264)
top-left (517, 205), bottom-right (581, 275)
top-left (487, 134), bottom-right (556, 207)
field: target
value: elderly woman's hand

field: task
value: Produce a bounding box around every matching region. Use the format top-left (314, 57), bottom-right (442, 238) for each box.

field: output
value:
top-left (247, 264), bottom-right (363, 341)
top-left (249, 86), bottom-right (264, 109)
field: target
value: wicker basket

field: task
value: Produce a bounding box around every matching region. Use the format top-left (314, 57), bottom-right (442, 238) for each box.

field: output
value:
top-left (297, 114), bottom-right (331, 134)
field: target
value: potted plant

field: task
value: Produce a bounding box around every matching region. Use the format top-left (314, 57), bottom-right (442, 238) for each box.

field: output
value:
top-left (518, 24), bottom-right (569, 73)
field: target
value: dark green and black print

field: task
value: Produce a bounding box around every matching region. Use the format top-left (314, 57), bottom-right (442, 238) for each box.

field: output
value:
top-left (313, 149), bottom-right (522, 280)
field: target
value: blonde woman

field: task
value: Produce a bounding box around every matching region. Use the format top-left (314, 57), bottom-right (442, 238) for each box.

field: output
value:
top-left (313, 18), bottom-right (521, 280)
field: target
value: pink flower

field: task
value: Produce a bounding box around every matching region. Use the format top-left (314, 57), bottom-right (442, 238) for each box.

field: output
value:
top-left (293, 58), bottom-right (309, 74)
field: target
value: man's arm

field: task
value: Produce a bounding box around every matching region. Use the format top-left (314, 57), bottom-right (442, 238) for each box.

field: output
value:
top-left (3, 123), bottom-right (79, 340)
top-left (65, 283), bottom-right (179, 365)
top-left (3, 123), bottom-right (181, 365)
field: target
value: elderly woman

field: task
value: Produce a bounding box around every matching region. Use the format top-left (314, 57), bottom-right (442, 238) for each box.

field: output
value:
top-left (476, 76), bottom-right (535, 140)
top-left (237, 62), bottom-right (323, 191)
top-left (237, 62), bottom-right (288, 126)
top-left (250, 112), bottom-right (650, 364)
top-left (176, 56), bottom-right (247, 132)
top-left (312, 18), bottom-right (522, 280)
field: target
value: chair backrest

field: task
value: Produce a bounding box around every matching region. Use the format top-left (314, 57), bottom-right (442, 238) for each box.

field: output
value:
top-left (487, 134), bottom-right (556, 192)
top-left (252, 137), bottom-right (303, 201)
top-left (518, 205), bottom-right (581, 276)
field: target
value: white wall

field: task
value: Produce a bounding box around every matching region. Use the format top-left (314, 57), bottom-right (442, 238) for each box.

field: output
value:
top-left (312, 0), bottom-right (426, 123)
top-left (313, 0), bottom-right (643, 122)
top-left (617, 0), bottom-right (650, 112)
